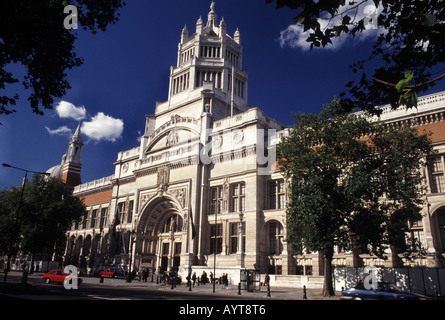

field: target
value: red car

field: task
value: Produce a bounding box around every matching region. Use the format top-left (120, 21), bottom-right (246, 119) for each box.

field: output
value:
top-left (99, 268), bottom-right (115, 278)
top-left (43, 269), bottom-right (82, 285)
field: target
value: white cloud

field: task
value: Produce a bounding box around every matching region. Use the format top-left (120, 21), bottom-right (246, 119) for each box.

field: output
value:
top-left (55, 101), bottom-right (87, 121)
top-left (45, 125), bottom-right (73, 137)
top-left (279, 1), bottom-right (383, 51)
top-left (81, 112), bottom-right (124, 142)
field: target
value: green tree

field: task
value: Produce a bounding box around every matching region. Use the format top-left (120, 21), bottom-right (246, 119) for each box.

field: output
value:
top-left (20, 176), bottom-right (86, 262)
top-left (0, 0), bottom-right (125, 122)
top-left (266, 0), bottom-right (445, 114)
top-left (277, 100), bottom-right (433, 296)
top-left (0, 176), bottom-right (85, 281)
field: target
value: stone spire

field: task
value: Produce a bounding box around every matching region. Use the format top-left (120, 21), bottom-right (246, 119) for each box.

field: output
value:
top-left (181, 25), bottom-right (189, 43)
top-left (62, 122), bottom-right (83, 187)
top-left (67, 122), bottom-right (83, 164)
top-left (196, 15), bottom-right (203, 34)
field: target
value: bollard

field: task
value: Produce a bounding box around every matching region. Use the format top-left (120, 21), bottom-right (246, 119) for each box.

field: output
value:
top-left (267, 283), bottom-right (271, 297)
top-left (189, 280), bottom-right (192, 291)
top-left (238, 283), bottom-right (241, 295)
top-left (303, 285), bottom-right (307, 300)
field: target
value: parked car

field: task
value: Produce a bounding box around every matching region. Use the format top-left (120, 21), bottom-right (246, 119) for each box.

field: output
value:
top-left (43, 269), bottom-right (82, 285)
top-left (99, 268), bottom-right (115, 278)
top-left (93, 265), bottom-right (126, 278)
top-left (340, 282), bottom-right (430, 300)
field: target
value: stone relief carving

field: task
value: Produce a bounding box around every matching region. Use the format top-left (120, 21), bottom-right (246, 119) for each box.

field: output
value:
top-left (168, 187), bottom-right (187, 209)
top-left (139, 192), bottom-right (156, 212)
top-left (166, 130), bottom-right (179, 146)
top-left (232, 130), bottom-right (244, 145)
top-left (157, 166), bottom-right (170, 191)
top-left (222, 177), bottom-right (229, 212)
top-left (212, 135), bottom-right (223, 150)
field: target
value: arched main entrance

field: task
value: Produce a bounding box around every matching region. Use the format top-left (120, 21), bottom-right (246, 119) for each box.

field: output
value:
top-left (433, 206), bottom-right (445, 254)
top-left (136, 195), bottom-right (187, 274)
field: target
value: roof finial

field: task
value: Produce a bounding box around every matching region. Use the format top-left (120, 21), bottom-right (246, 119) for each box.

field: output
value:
top-left (207, 1), bottom-right (217, 27)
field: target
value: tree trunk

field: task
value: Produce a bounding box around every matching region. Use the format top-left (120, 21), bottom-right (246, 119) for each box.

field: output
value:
top-left (322, 247), bottom-right (335, 297)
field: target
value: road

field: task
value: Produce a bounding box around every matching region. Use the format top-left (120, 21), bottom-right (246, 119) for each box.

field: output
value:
top-left (1, 271), bottom-right (323, 301)
top-left (1, 271), bottom-right (314, 318)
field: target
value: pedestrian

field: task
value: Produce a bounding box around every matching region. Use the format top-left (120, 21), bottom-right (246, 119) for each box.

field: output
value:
top-left (222, 273), bottom-right (228, 289)
top-left (192, 271), bottom-right (197, 287)
top-left (264, 273), bottom-right (270, 287)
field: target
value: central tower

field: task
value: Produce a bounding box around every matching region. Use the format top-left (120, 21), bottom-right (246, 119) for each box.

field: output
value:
top-left (164, 2), bottom-right (248, 119)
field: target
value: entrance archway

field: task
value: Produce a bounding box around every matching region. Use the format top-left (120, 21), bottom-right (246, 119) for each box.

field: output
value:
top-left (136, 195), bottom-right (186, 274)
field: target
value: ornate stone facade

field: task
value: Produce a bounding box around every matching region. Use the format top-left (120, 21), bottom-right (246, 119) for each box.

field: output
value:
top-left (64, 3), bottom-right (445, 283)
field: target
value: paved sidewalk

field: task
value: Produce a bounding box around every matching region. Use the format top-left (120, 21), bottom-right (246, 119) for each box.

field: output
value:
top-left (79, 274), bottom-right (340, 300)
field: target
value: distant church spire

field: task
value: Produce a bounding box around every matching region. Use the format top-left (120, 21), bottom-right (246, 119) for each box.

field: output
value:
top-left (62, 122), bottom-right (83, 187)
top-left (66, 122), bottom-right (83, 164)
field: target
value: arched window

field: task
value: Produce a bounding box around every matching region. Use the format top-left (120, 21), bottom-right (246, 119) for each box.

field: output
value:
top-left (269, 221), bottom-right (284, 255)
top-left (162, 215), bottom-right (183, 233)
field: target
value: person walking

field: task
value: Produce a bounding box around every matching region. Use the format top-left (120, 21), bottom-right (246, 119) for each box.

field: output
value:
top-left (222, 273), bottom-right (228, 289)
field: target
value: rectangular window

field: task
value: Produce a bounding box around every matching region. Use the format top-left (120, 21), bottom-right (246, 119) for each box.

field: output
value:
top-left (269, 180), bottom-right (285, 209)
top-left (210, 186), bottom-right (223, 214)
top-left (230, 223), bottom-right (238, 254)
top-left (117, 202), bottom-right (125, 226)
top-left (100, 207), bottom-right (108, 229)
top-left (231, 183), bottom-right (246, 212)
top-left (269, 222), bottom-right (284, 255)
top-left (174, 242), bottom-right (182, 256)
top-left (406, 219), bottom-right (425, 251)
top-left (429, 156), bottom-right (445, 193)
top-left (127, 200), bottom-right (134, 224)
top-left (162, 243), bottom-right (169, 256)
top-left (81, 212), bottom-right (87, 229)
top-left (229, 222), bottom-right (245, 254)
top-left (210, 224), bottom-right (222, 254)
top-left (90, 209), bottom-right (97, 229)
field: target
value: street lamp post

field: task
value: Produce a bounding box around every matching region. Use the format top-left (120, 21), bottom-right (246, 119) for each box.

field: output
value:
top-left (126, 230), bottom-right (135, 283)
top-left (213, 209), bottom-right (217, 293)
top-left (2, 163), bottom-right (50, 283)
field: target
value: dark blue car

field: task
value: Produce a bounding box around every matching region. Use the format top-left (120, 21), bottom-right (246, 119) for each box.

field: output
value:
top-left (340, 282), bottom-right (430, 300)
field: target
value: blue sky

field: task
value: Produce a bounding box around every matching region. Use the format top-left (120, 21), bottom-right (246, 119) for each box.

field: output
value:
top-left (1, 0), bottom-right (445, 189)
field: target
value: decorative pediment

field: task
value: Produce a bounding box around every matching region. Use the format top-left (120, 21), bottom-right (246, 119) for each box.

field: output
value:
top-left (144, 116), bottom-right (200, 154)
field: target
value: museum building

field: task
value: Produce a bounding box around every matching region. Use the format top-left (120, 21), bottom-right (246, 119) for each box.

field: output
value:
top-left (52, 3), bottom-right (445, 283)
